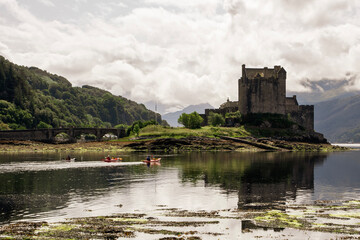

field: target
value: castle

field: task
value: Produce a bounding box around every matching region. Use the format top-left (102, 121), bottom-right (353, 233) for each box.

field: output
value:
top-left (203, 65), bottom-right (314, 130)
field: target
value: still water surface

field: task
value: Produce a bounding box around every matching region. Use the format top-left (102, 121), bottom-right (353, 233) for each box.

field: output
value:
top-left (1, 149), bottom-right (360, 235)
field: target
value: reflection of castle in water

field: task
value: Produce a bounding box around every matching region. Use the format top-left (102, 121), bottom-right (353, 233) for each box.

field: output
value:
top-left (179, 152), bottom-right (328, 209)
top-left (237, 153), bottom-right (327, 209)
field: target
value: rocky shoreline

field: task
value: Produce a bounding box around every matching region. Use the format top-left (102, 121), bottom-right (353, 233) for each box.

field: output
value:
top-left (0, 137), bottom-right (347, 153)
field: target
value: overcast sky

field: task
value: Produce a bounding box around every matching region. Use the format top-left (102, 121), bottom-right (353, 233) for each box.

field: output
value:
top-left (0, 0), bottom-right (360, 113)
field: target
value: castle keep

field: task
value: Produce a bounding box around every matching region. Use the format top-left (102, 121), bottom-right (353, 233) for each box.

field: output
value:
top-left (204, 65), bottom-right (314, 130)
top-left (239, 64), bottom-right (314, 130)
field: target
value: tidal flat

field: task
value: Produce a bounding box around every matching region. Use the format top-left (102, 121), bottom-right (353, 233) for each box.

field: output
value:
top-left (2, 200), bottom-right (360, 239)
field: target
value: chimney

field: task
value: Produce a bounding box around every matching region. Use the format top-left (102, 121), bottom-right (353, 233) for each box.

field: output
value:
top-left (242, 64), bottom-right (246, 78)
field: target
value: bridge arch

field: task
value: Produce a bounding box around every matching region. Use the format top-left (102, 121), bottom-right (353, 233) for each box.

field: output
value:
top-left (0, 128), bottom-right (126, 143)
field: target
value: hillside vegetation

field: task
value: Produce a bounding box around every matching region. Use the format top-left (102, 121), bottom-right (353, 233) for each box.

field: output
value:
top-left (0, 56), bottom-right (161, 130)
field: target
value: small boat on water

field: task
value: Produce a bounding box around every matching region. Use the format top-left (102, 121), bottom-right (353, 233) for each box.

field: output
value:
top-left (142, 158), bottom-right (161, 163)
top-left (102, 157), bottom-right (123, 162)
top-left (64, 158), bottom-right (76, 162)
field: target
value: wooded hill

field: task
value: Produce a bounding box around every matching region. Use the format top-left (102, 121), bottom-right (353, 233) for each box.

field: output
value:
top-left (0, 56), bottom-right (161, 130)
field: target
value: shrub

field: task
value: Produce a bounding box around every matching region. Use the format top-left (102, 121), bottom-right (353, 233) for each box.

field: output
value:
top-left (115, 124), bottom-right (128, 129)
top-left (37, 121), bottom-right (52, 129)
top-left (208, 112), bottom-right (225, 127)
top-left (242, 113), bottom-right (295, 128)
top-left (178, 112), bottom-right (203, 129)
top-left (225, 111), bottom-right (242, 120)
top-left (0, 121), bottom-right (10, 130)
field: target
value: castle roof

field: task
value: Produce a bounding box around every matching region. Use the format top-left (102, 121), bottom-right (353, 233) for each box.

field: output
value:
top-left (243, 65), bottom-right (285, 79)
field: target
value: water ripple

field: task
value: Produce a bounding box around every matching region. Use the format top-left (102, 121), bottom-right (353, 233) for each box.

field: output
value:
top-left (0, 161), bottom-right (143, 173)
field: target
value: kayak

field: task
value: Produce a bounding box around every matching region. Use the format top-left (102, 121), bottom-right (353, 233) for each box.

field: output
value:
top-left (142, 158), bottom-right (161, 163)
top-left (64, 158), bottom-right (76, 162)
top-left (102, 158), bottom-right (122, 162)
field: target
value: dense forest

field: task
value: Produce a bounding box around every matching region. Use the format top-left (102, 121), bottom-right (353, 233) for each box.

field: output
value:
top-left (0, 56), bottom-right (162, 130)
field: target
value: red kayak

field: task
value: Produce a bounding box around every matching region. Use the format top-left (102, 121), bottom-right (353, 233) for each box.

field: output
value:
top-left (102, 157), bottom-right (122, 162)
top-left (142, 158), bottom-right (161, 163)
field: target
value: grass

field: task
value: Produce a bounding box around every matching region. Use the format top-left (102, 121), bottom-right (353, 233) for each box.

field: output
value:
top-left (120, 124), bottom-right (306, 141)
top-left (132, 125), bottom-right (252, 139)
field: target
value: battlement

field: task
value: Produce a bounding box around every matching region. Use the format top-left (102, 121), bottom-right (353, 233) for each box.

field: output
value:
top-left (299, 105), bottom-right (314, 110)
top-left (242, 64), bottom-right (285, 80)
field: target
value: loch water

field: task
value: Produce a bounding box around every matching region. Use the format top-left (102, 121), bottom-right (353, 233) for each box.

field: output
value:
top-left (1, 149), bottom-right (360, 237)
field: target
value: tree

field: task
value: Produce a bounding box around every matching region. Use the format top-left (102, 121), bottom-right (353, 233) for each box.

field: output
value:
top-left (178, 113), bottom-right (190, 128)
top-left (115, 124), bottom-right (128, 129)
top-left (133, 124), bottom-right (140, 137)
top-left (37, 121), bottom-right (52, 129)
top-left (178, 112), bottom-right (203, 129)
top-left (0, 121), bottom-right (10, 130)
top-left (208, 112), bottom-right (225, 127)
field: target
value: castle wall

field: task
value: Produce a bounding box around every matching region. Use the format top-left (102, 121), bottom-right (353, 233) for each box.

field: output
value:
top-left (287, 105), bottom-right (314, 130)
top-left (202, 107), bottom-right (238, 126)
top-left (285, 96), bottom-right (299, 112)
top-left (239, 77), bottom-right (286, 114)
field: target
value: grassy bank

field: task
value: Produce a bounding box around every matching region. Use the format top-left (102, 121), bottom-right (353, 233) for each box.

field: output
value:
top-left (130, 125), bottom-right (252, 139)
top-left (126, 124), bottom-right (320, 141)
top-left (0, 126), bottom-right (347, 153)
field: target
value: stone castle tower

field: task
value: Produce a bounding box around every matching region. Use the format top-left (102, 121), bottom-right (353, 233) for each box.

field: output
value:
top-left (238, 64), bottom-right (314, 130)
top-left (239, 64), bottom-right (287, 114)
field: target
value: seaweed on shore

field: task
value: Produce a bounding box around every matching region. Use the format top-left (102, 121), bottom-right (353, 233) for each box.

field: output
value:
top-left (2, 200), bottom-right (360, 239)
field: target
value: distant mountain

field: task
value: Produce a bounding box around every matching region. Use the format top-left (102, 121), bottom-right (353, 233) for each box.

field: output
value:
top-left (288, 79), bottom-right (360, 104)
top-left (315, 94), bottom-right (360, 143)
top-left (0, 56), bottom-right (161, 130)
top-left (162, 103), bottom-right (214, 127)
top-left (143, 101), bottom-right (175, 115)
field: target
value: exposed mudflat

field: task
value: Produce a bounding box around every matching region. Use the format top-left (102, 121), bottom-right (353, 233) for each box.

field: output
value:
top-left (1, 200), bottom-right (360, 239)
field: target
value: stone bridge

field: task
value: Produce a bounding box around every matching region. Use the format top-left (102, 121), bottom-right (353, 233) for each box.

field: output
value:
top-left (0, 127), bottom-right (126, 143)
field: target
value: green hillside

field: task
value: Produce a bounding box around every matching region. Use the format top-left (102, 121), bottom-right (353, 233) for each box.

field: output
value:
top-left (315, 95), bottom-right (360, 143)
top-left (0, 56), bottom-right (161, 130)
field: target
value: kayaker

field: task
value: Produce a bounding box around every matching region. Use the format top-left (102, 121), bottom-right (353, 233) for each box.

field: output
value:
top-left (146, 155), bottom-right (150, 161)
top-left (66, 155), bottom-right (71, 160)
top-left (106, 155), bottom-right (111, 161)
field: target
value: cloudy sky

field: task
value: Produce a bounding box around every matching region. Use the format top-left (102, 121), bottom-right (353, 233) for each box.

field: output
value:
top-left (0, 0), bottom-right (360, 113)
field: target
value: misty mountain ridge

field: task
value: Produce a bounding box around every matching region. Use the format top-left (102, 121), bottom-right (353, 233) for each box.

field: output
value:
top-left (314, 94), bottom-right (360, 143)
top-left (162, 103), bottom-right (214, 127)
top-left (289, 79), bottom-right (360, 104)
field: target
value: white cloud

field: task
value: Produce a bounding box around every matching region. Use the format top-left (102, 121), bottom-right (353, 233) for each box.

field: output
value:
top-left (37, 0), bottom-right (54, 7)
top-left (1, 0), bottom-right (360, 113)
top-left (145, 0), bottom-right (220, 15)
